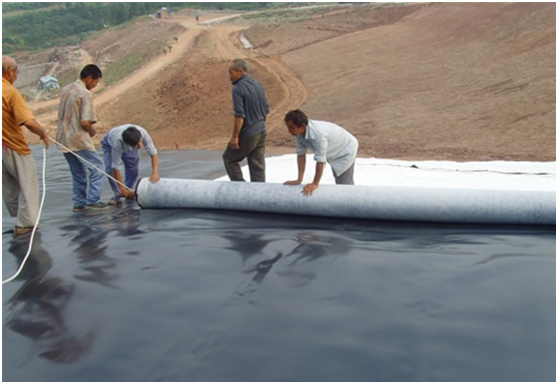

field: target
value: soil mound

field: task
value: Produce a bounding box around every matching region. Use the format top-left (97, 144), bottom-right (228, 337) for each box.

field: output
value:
top-left (26, 3), bottom-right (555, 161)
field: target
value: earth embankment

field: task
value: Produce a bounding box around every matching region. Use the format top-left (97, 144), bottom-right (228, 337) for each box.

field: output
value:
top-left (28, 3), bottom-right (555, 161)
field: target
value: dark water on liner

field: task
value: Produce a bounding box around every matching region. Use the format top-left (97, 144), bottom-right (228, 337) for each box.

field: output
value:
top-left (2, 146), bottom-right (555, 382)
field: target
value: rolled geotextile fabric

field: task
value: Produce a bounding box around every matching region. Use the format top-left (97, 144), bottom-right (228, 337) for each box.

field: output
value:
top-left (135, 178), bottom-right (555, 225)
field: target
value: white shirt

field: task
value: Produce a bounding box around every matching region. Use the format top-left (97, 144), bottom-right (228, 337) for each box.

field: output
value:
top-left (102, 124), bottom-right (157, 170)
top-left (295, 119), bottom-right (359, 175)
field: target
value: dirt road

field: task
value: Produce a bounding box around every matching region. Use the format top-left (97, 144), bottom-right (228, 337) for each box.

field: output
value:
top-left (26, 3), bottom-right (554, 161)
top-left (32, 17), bottom-right (216, 126)
top-left (31, 13), bottom-right (307, 146)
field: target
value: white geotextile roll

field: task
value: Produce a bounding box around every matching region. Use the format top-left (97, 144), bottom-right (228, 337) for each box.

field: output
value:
top-left (135, 178), bottom-right (555, 225)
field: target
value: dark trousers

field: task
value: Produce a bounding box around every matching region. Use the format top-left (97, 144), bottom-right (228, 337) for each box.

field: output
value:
top-left (333, 161), bottom-right (356, 185)
top-left (223, 131), bottom-right (267, 182)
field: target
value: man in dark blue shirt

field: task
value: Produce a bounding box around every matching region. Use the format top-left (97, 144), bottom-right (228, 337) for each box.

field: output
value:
top-left (223, 59), bottom-right (270, 182)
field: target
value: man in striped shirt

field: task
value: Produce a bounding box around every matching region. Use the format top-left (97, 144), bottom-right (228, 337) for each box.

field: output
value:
top-left (56, 64), bottom-right (107, 212)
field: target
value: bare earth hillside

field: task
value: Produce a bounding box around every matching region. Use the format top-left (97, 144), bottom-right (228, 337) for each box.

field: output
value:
top-left (27, 3), bottom-right (556, 161)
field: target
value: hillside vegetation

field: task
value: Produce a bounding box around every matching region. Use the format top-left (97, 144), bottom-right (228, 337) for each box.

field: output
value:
top-left (2, 2), bottom-right (303, 53)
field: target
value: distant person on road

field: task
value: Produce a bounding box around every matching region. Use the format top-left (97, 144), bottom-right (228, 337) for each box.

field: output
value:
top-left (2, 55), bottom-right (50, 235)
top-left (101, 124), bottom-right (160, 205)
top-left (283, 109), bottom-right (359, 196)
top-left (223, 58), bottom-right (270, 182)
top-left (56, 64), bottom-right (108, 212)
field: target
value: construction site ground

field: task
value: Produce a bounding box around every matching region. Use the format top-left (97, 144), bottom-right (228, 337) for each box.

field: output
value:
top-left (24, 3), bottom-right (556, 162)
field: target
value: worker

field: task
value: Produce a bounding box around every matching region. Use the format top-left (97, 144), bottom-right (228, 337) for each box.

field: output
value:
top-left (56, 64), bottom-right (107, 212)
top-left (283, 109), bottom-right (359, 196)
top-left (101, 124), bottom-right (159, 205)
top-left (222, 59), bottom-right (270, 182)
top-left (2, 55), bottom-right (50, 235)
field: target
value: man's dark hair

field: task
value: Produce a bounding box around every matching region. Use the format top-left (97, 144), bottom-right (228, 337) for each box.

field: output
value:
top-left (284, 109), bottom-right (308, 127)
top-left (122, 126), bottom-right (142, 147)
top-left (80, 64), bottom-right (102, 80)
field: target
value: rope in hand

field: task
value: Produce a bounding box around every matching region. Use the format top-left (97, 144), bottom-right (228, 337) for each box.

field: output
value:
top-left (48, 136), bottom-right (134, 192)
top-left (2, 137), bottom-right (134, 284)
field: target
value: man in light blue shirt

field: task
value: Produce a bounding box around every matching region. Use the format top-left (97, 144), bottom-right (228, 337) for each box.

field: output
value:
top-left (284, 110), bottom-right (358, 196)
top-left (101, 124), bottom-right (159, 204)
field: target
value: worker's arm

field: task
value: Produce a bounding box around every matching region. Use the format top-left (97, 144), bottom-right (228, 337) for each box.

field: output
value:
top-left (22, 119), bottom-right (50, 148)
top-left (228, 117), bottom-right (244, 150)
top-left (301, 161), bottom-right (325, 196)
top-left (113, 169), bottom-right (135, 199)
top-left (284, 155), bottom-right (306, 185)
top-left (149, 154), bottom-right (160, 183)
top-left (81, 120), bottom-right (97, 137)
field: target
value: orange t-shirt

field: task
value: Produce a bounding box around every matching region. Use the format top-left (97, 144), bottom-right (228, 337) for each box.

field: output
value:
top-left (2, 78), bottom-right (34, 155)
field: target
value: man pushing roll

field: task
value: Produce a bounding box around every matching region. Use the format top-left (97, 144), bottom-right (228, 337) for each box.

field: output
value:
top-left (101, 124), bottom-right (160, 205)
top-left (283, 109), bottom-right (359, 196)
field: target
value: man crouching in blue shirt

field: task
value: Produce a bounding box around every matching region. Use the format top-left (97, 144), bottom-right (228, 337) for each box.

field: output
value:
top-left (284, 110), bottom-right (359, 196)
top-left (101, 124), bottom-right (160, 205)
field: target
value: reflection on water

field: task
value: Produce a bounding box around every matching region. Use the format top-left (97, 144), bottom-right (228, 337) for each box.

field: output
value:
top-left (223, 230), bottom-right (272, 265)
top-left (286, 230), bottom-right (352, 263)
top-left (2, 149), bottom-right (555, 381)
top-left (61, 214), bottom-right (115, 288)
top-left (5, 234), bottom-right (94, 363)
top-left (244, 252), bottom-right (283, 284)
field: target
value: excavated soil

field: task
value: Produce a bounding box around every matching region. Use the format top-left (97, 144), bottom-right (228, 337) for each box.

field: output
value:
top-left (27, 3), bottom-right (556, 161)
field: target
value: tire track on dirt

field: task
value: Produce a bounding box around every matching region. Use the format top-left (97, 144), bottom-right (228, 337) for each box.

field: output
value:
top-left (192, 29), bottom-right (307, 150)
top-left (254, 55), bottom-right (307, 132)
top-left (29, 14), bottom-right (307, 150)
top-left (204, 28), bottom-right (308, 131)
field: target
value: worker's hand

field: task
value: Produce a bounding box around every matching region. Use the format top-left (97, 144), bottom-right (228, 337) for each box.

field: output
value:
top-left (302, 183), bottom-right (319, 196)
top-left (284, 179), bottom-right (302, 186)
top-left (149, 173), bottom-right (160, 183)
top-left (41, 135), bottom-right (50, 149)
top-left (120, 188), bottom-right (135, 199)
top-left (88, 127), bottom-right (97, 137)
top-left (228, 137), bottom-right (239, 150)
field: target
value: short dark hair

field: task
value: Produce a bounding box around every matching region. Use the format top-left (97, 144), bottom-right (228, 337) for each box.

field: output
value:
top-left (284, 109), bottom-right (308, 127)
top-left (80, 64), bottom-right (102, 80)
top-left (122, 126), bottom-right (141, 147)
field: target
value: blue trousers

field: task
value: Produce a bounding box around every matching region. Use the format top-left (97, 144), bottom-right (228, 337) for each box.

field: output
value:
top-left (63, 150), bottom-right (106, 207)
top-left (102, 143), bottom-right (140, 200)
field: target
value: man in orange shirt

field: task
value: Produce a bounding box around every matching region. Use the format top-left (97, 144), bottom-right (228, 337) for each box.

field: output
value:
top-left (2, 55), bottom-right (50, 235)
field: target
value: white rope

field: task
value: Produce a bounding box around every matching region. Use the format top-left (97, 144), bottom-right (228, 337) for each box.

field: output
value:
top-left (48, 136), bottom-right (133, 191)
top-left (3, 146), bottom-right (48, 284)
top-left (3, 137), bottom-right (135, 284)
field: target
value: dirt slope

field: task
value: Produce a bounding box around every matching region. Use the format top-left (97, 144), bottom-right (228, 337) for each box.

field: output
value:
top-left (276, 2), bottom-right (556, 160)
top-left (28, 3), bottom-right (555, 161)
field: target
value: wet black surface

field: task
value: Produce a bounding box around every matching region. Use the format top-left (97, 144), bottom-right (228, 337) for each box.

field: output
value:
top-left (2, 147), bottom-right (556, 381)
